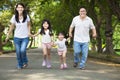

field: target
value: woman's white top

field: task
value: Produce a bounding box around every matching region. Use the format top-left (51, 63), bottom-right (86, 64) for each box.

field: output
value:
top-left (55, 38), bottom-right (67, 51)
top-left (10, 15), bottom-right (30, 38)
top-left (39, 29), bottom-right (52, 43)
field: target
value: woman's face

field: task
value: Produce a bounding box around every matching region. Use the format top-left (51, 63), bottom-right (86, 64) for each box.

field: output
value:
top-left (43, 22), bottom-right (49, 30)
top-left (16, 5), bottom-right (24, 14)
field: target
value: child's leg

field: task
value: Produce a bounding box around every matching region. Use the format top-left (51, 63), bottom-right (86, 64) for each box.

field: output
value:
top-left (62, 50), bottom-right (67, 64)
top-left (46, 43), bottom-right (52, 61)
top-left (59, 55), bottom-right (63, 64)
top-left (59, 55), bottom-right (64, 69)
top-left (47, 48), bottom-right (51, 62)
top-left (46, 48), bottom-right (52, 68)
top-left (42, 44), bottom-right (48, 66)
top-left (42, 47), bottom-right (47, 60)
top-left (62, 50), bottom-right (67, 68)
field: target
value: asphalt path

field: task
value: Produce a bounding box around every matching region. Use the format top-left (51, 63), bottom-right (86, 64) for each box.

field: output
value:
top-left (0, 48), bottom-right (120, 80)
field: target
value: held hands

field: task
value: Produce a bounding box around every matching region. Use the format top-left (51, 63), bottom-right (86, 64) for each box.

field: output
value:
top-left (28, 33), bottom-right (34, 37)
top-left (28, 33), bottom-right (37, 37)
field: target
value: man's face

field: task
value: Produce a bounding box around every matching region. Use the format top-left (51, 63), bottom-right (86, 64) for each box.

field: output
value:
top-left (79, 8), bottom-right (87, 18)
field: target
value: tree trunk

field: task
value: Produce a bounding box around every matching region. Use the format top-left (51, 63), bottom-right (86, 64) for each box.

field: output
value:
top-left (96, 23), bottom-right (102, 53)
top-left (107, 0), bottom-right (120, 20)
top-left (0, 22), bottom-right (5, 54)
top-left (104, 12), bottom-right (114, 54)
top-left (87, 0), bottom-right (102, 52)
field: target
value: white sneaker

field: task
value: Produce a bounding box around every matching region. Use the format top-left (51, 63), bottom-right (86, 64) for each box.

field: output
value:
top-left (46, 61), bottom-right (51, 68)
top-left (42, 60), bottom-right (46, 67)
top-left (64, 63), bottom-right (68, 69)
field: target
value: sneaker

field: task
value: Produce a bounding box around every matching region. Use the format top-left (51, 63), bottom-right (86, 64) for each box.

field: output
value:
top-left (79, 67), bottom-right (85, 70)
top-left (22, 64), bottom-right (28, 68)
top-left (42, 60), bottom-right (47, 67)
top-left (46, 61), bottom-right (51, 68)
top-left (73, 62), bottom-right (78, 68)
top-left (60, 64), bottom-right (64, 69)
top-left (63, 63), bottom-right (68, 69)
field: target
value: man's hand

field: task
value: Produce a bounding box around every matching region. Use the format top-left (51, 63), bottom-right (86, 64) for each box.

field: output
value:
top-left (92, 33), bottom-right (97, 39)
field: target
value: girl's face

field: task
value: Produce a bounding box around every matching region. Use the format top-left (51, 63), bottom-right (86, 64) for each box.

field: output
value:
top-left (43, 22), bottom-right (49, 30)
top-left (16, 5), bottom-right (24, 14)
top-left (58, 34), bottom-right (64, 41)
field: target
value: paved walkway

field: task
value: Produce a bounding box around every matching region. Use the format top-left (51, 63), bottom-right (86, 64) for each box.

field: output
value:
top-left (0, 48), bottom-right (120, 80)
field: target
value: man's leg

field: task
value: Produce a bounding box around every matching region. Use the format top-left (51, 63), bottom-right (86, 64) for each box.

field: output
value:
top-left (73, 41), bottom-right (81, 67)
top-left (79, 42), bottom-right (89, 69)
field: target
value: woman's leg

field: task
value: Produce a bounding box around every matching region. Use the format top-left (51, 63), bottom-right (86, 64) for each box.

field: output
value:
top-left (14, 37), bottom-right (22, 69)
top-left (21, 37), bottom-right (29, 67)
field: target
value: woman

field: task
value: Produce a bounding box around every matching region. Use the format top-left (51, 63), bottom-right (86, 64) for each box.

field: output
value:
top-left (6, 3), bottom-right (32, 69)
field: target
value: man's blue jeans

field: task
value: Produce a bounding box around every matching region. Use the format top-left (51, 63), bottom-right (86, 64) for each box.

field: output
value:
top-left (14, 37), bottom-right (29, 68)
top-left (73, 41), bottom-right (89, 68)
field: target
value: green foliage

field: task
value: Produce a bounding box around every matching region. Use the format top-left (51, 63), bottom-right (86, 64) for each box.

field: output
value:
top-left (0, 10), bottom-right (12, 26)
top-left (113, 23), bottom-right (120, 49)
top-left (0, 0), bottom-right (119, 54)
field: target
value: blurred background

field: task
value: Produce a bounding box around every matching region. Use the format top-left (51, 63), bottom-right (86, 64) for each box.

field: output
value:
top-left (0, 0), bottom-right (120, 56)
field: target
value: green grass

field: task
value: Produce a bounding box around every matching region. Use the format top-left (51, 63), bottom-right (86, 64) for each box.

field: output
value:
top-left (116, 51), bottom-right (120, 55)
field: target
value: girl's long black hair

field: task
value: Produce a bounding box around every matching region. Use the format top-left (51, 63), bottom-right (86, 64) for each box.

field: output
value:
top-left (15, 3), bottom-right (27, 23)
top-left (40, 19), bottom-right (53, 36)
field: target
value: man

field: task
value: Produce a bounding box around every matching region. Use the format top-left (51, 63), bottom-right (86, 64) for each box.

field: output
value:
top-left (69, 7), bottom-right (97, 69)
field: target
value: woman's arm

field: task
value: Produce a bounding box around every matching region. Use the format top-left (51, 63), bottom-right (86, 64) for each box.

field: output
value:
top-left (5, 23), bottom-right (15, 42)
top-left (27, 21), bottom-right (32, 37)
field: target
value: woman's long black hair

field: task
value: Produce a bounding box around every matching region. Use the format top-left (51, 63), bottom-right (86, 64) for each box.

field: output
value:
top-left (40, 19), bottom-right (53, 36)
top-left (15, 3), bottom-right (27, 23)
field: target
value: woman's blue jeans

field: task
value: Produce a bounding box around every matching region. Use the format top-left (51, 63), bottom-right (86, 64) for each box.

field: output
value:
top-left (73, 41), bottom-right (89, 68)
top-left (14, 37), bottom-right (29, 68)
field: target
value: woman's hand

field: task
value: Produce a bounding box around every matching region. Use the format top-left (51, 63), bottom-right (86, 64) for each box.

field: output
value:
top-left (28, 33), bottom-right (34, 37)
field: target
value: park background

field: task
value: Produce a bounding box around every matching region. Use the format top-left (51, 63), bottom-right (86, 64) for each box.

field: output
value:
top-left (0, 0), bottom-right (120, 62)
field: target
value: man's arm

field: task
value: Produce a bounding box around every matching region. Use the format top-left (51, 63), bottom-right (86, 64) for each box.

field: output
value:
top-left (69, 27), bottom-right (74, 38)
top-left (92, 28), bottom-right (97, 38)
